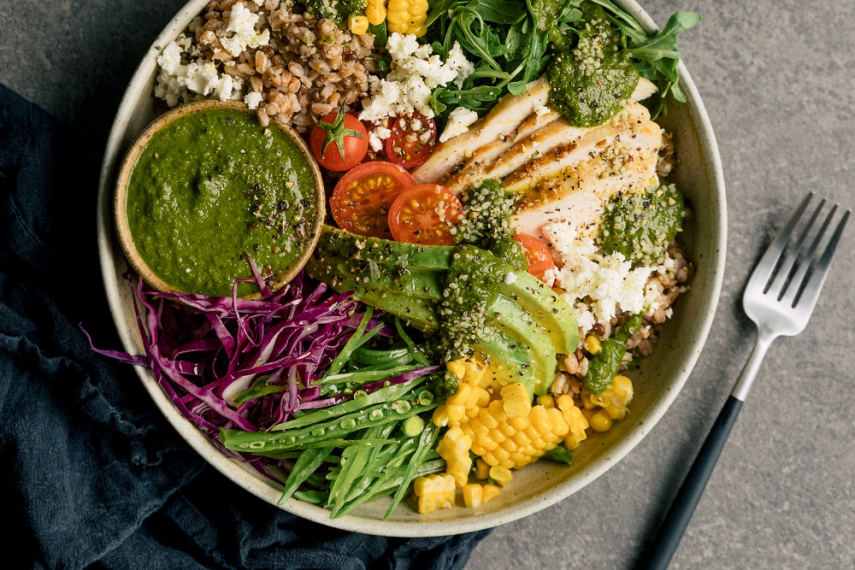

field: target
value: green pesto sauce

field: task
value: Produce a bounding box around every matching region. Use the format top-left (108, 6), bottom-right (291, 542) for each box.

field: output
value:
top-left (600, 183), bottom-right (684, 266)
top-left (454, 179), bottom-right (525, 268)
top-left (546, 2), bottom-right (639, 127)
top-left (126, 109), bottom-right (318, 297)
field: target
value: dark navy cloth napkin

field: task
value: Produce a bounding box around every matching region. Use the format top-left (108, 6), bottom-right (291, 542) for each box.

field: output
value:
top-left (0, 82), bottom-right (490, 570)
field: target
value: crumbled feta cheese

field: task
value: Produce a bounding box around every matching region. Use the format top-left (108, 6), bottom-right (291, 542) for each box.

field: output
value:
top-left (244, 91), bottom-right (264, 110)
top-left (439, 106), bottom-right (478, 143)
top-left (155, 36), bottom-right (244, 107)
top-left (534, 105), bottom-right (551, 117)
top-left (368, 125), bottom-right (392, 152)
top-left (359, 33), bottom-right (475, 123)
top-left (219, 2), bottom-right (271, 58)
top-left (542, 222), bottom-right (669, 335)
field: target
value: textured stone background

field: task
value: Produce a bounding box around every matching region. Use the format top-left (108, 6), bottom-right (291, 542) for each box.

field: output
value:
top-left (2, 0), bottom-right (853, 568)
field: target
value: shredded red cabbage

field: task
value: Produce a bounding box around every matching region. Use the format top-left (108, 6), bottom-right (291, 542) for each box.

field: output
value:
top-left (83, 271), bottom-right (394, 440)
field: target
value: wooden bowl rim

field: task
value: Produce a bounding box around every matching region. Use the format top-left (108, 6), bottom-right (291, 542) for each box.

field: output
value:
top-left (113, 98), bottom-right (326, 300)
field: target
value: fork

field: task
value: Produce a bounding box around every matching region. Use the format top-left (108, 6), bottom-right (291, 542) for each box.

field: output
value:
top-left (637, 192), bottom-right (851, 570)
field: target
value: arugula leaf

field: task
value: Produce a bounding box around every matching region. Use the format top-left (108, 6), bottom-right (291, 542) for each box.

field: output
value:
top-left (468, 0), bottom-right (527, 24)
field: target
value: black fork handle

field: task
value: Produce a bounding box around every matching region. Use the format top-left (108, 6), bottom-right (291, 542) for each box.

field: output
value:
top-left (636, 395), bottom-right (744, 570)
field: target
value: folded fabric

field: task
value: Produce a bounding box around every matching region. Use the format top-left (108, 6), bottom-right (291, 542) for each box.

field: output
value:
top-left (0, 82), bottom-right (490, 570)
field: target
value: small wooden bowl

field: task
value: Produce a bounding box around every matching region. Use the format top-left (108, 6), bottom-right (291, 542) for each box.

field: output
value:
top-left (114, 99), bottom-right (325, 299)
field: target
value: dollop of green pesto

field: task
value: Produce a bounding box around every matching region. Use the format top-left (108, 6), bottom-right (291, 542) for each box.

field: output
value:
top-left (304, 0), bottom-right (366, 26)
top-left (454, 179), bottom-right (525, 268)
top-left (546, 2), bottom-right (639, 127)
top-left (600, 183), bottom-right (684, 266)
top-left (126, 109), bottom-right (318, 297)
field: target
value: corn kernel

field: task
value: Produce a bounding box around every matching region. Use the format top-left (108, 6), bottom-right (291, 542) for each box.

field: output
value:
top-left (492, 445), bottom-right (510, 462)
top-left (409, 0), bottom-right (429, 13)
top-left (488, 400), bottom-right (508, 422)
top-left (501, 383), bottom-right (531, 418)
top-left (463, 358), bottom-right (486, 386)
top-left (386, 10), bottom-right (410, 24)
top-left (546, 407), bottom-right (570, 437)
top-left (531, 437), bottom-right (546, 450)
top-left (387, 21), bottom-right (408, 33)
top-left (446, 404), bottom-right (465, 423)
top-left (523, 424), bottom-right (540, 441)
top-left (585, 334), bottom-right (602, 354)
top-left (481, 451), bottom-right (499, 466)
top-left (432, 405), bottom-right (449, 427)
top-left (500, 438), bottom-right (518, 452)
top-left (388, 0), bottom-right (409, 10)
top-left (474, 387), bottom-right (491, 408)
top-left (509, 415), bottom-right (529, 431)
top-left (500, 458), bottom-right (516, 469)
top-left (470, 418), bottom-right (489, 435)
top-left (489, 465), bottom-right (513, 486)
top-left (529, 405), bottom-right (552, 435)
top-left (508, 451), bottom-right (527, 464)
top-left (347, 14), bottom-right (370, 35)
top-left (537, 395), bottom-right (555, 408)
top-left (476, 432), bottom-right (498, 451)
top-left (365, 0), bottom-right (387, 25)
top-left (448, 383), bottom-right (472, 406)
top-left (498, 422), bottom-right (516, 437)
top-left (470, 442), bottom-right (486, 456)
top-left (590, 409), bottom-right (613, 432)
top-left (463, 483), bottom-right (483, 508)
top-left (475, 458), bottom-right (490, 479)
top-left (414, 477), bottom-right (434, 497)
top-left (447, 360), bottom-right (466, 380)
top-left (408, 13), bottom-right (428, 26)
top-left (466, 406), bottom-right (480, 418)
top-left (482, 484), bottom-right (501, 503)
top-left (489, 428), bottom-right (506, 444)
top-left (418, 494), bottom-right (437, 514)
top-left (511, 430), bottom-right (531, 446)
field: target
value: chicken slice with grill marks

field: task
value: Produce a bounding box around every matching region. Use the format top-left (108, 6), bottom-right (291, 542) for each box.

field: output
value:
top-left (411, 78), bottom-right (550, 184)
top-left (509, 106), bottom-right (661, 241)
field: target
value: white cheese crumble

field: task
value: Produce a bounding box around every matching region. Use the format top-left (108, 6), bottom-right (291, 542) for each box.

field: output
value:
top-left (534, 104), bottom-right (551, 117)
top-left (154, 35), bottom-right (244, 107)
top-left (504, 272), bottom-right (518, 285)
top-left (244, 91), bottom-right (264, 110)
top-left (359, 33), bottom-right (475, 123)
top-left (368, 125), bottom-right (392, 152)
top-left (542, 222), bottom-right (667, 335)
top-left (219, 2), bottom-right (271, 58)
top-left (439, 106), bottom-right (479, 143)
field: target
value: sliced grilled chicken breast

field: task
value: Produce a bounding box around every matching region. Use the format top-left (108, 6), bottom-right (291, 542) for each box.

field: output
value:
top-left (509, 107), bottom-right (661, 240)
top-left (411, 78), bottom-right (550, 184)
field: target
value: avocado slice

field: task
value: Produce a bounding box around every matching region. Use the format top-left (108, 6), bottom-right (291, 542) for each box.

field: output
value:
top-left (486, 293), bottom-right (556, 396)
top-left (474, 325), bottom-right (537, 388)
top-left (315, 225), bottom-right (454, 270)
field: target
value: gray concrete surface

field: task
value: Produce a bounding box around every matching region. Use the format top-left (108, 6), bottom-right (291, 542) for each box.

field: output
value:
top-left (2, 0), bottom-right (853, 568)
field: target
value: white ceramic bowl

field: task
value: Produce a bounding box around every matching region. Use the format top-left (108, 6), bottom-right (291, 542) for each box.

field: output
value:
top-left (97, 0), bottom-right (726, 537)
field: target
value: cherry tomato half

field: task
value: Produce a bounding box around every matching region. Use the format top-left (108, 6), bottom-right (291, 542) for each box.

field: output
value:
top-left (513, 234), bottom-right (556, 282)
top-left (330, 161), bottom-right (416, 238)
top-left (310, 107), bottom-right (369, 171)
top-left (385, 113), bottom-right (437, 169)
top-left (388, 184), bottom-right (463, 246)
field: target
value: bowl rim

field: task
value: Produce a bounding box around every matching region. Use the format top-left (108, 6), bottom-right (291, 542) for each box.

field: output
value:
top-left (96, 0), bottom-right (727, 537)
top-left (113, 98), bottom-right (326, 299)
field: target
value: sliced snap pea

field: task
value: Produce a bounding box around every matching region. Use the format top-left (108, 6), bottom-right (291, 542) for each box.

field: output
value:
top-left (352, 346), bottom-right (413, 366)
top-left (278, 447), bottom-right (332, 505)
top-left (317, 364), bottom-right (421, 386)
top-left (270, 377), bottom-right (430, 431)
top-left (317, 307), bottom-right (374, 384)
top-left (327, 425), bottom-right (387, 514)
top-left (293, 489), bottom-right (328, 505)
top-left (222, 398), bottom-right (437, 452)
top-left (395, 318), bottom-right (429, 366)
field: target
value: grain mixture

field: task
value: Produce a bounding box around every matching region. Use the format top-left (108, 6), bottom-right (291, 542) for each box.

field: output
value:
top-left (155, 0), bottom-right (377, 132)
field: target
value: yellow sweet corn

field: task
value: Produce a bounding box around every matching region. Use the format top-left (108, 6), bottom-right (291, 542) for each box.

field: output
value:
top-left (447, 359), bottom-right (466, 381)
top-left (501, 382), bottom-right (531, 418)
top-left (588, 375), bottom-right (634, 420)
top-left (482, 484), bottom-right (501, 503)
top-left (437, 426), bottom-right (473, 488)
top-left (414, 473), bottom-right (456, 513)
top-left (348, 14), bottom-right (370, 35)
top-left (462, 483), bottom-right (483, 508)
top-left (556, 394), bottom-right (589, 450)
top-left (489, 465), bottom-right (513, 486)
top-left (386, 0), bottom-right (430, 36)
top-left (365, 0), bottom-right (387, 26)
top-left (589, 408), bottom-right (614, 432)
top-left (536, 395), bottom-right (555, 408)
top-left (475, 458), bottom-right (490, 479)
top-left (584, 334), bottom-right (602, 355)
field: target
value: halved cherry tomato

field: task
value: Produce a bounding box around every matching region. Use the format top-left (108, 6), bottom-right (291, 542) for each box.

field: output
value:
top-left (513, 234), bottom-right (556, 282)
top-left (388, 184), bottom-right (463, 246)
top-left (385, 112), bottom-right (437, 169)
top-left (330, 161), bottom-right (415, 238)
top-left (310, 106), bottom-right (369, 171)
